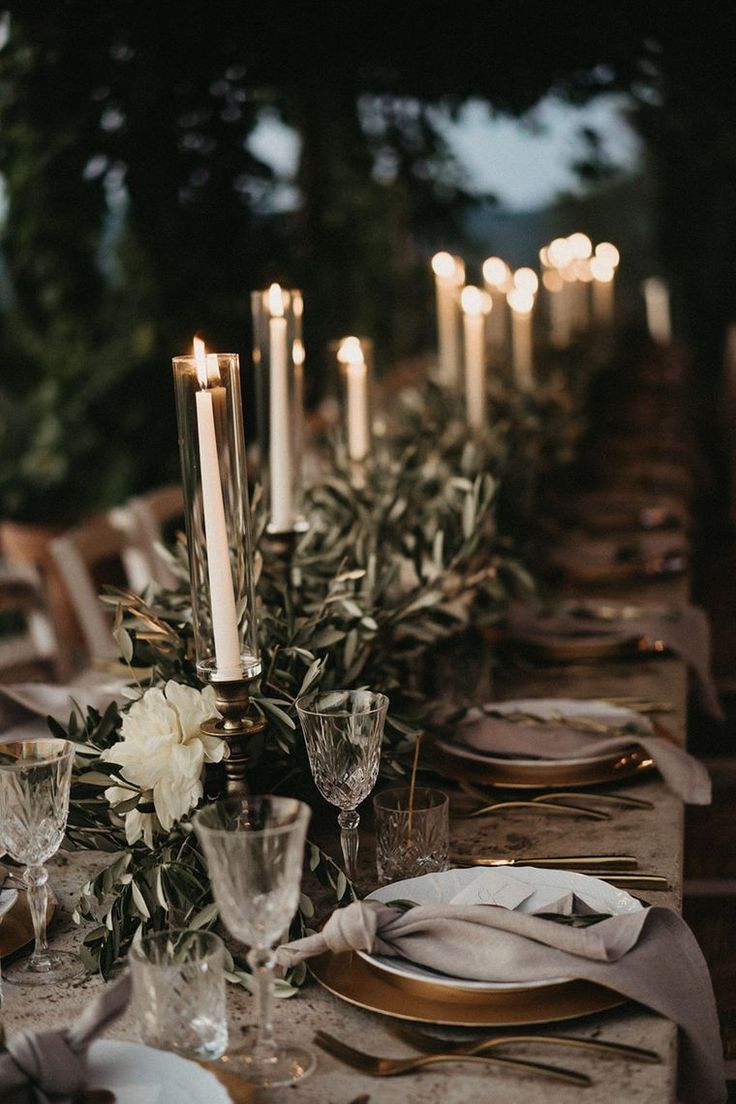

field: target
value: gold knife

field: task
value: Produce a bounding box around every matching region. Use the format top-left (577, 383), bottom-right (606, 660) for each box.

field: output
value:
top-left (578, 873), bottom-right (670, 890)
top-left (450, 854), bottom-right (639, 870)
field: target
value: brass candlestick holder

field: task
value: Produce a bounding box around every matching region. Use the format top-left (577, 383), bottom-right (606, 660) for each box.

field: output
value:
top-left (172, 346), bottom-right (263, 795)
top-left (201, 678), bottom-right (267, 797)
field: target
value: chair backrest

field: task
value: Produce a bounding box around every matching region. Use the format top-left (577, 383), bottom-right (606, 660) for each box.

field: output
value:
top-left (50, 510), bottom-right (150, 661)
top-left (721, 323), bottom-right (736, 524)
top-left (127, 484), bottom-right (185, 589)
top-left (0, 566), bottom-right (58, 683)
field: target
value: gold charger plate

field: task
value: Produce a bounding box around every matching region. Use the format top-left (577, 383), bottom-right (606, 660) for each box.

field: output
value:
top-left (194, 1060), bottom-right (261, 1103)
top-left (505, 633), bottom-right (647, 663)
top-left (310, 951), bottom-right (626, 1027)
top-left (427, 738), bottom-right (655, 790)
top-left (549, 555), bottom-right (688, 587)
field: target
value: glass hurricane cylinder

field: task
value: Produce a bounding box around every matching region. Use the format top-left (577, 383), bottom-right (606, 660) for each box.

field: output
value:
top-left (172, 352), bottom-right (260, 684)
top-left (329, 336), bottom-right (374, 463)
top-left (251, 286), bottom-right (307, 535)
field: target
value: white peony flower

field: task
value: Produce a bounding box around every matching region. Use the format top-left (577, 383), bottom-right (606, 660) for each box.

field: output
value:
top-left (103, 680), bottom-right (222, 846)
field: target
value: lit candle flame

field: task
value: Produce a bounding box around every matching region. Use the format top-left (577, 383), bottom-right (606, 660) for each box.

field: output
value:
top-left (193, 336), bottom-right (208, 388)
top-left (193, 335), bottom-right (220, 385)
top-left (432, 251), bottom-right (460, 281)
top-left (292, 338), bottom-right (305, 366)
top-left (595, 242), bottom-right (620, 268)
top-left (514, 267), bottom-right (539, 295)
top-left (268, 282), bottom-right (285, 318)
top-left (590, 256), bottom-right (615, 283)
top-left (337, 336), bottom-right (365, 366)
top-left (543, 268), bottom-right (564, 292)
top-left (547, 237), bottom-right (573, 268)
top-left (482, 256), bottom-right (509, 288)
top-left (568, 232), bottom-right (592, 260)
top-left (575, 257), bottom-right (594, 282)
top-left (460, 285), bottom-right (491, 316)
top-left (507, 288), bottom-right (535, 314)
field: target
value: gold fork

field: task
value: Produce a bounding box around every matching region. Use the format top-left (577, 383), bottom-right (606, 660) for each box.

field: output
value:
top-left (457, 781), bottom-right (652, 818)
top-left (388, 1022), bottom-right (661, 1063)
top-left (314, 1030), bottom-right (590, 1085)
top-left (456, 781), bottom-right (607, 820)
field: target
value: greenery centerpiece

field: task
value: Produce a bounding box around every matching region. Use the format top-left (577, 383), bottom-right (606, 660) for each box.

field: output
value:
top-left (56, 392), bottom-right (537, 984)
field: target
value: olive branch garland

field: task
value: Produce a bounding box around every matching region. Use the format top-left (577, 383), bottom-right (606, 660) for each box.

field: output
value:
top-left (53, 359), bottom-right (588, 984)
top-left (55, 445), bottom-right (522, 982)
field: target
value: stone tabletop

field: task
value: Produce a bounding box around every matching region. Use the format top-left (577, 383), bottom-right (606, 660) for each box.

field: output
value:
top-left (1, 576), bottom-right (694, 1103)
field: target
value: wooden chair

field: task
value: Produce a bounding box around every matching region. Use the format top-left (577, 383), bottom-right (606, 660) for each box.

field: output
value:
top-left (720, 323), bottom-right (736, 527)
top-left (127, 484), bottom-right (184, 589)
top-left (49, 510), bottom-right (152, 661)
top-left (0, 566), bottom-right (57, 683)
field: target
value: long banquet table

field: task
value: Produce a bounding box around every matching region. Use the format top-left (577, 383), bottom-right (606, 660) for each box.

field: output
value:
top-left (1, 566), bottom-right (692, 1104)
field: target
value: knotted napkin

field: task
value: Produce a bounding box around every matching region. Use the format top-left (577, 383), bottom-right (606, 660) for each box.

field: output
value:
top-left (0, 671), bottom-right (128, 731)
top-left (0, 972), bottom-right (131, 1103)
top-left (278, 900), bottom-right (725, 1104)
top-left (562, 490), bottom-right (690, 532)
top-left (505, 602), bottom-right (723, 722)
top-left (452, 702), bottom-right (711, 804)
top-left (547, 529), bottom-right (687, 578)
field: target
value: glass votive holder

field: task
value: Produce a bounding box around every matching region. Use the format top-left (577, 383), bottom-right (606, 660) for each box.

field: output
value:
top-left (373, 787), bottom-right (450, 885)
top-left (128, 929), bottom-right (228, 1061)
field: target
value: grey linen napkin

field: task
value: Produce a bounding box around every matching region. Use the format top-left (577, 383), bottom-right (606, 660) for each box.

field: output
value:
top-left (548, 529), bottom-right (684, 572)
top-left (0, 972), bottom-right (131, 1103)
top-left (454, 708), bottom-right (711, 804)
top-left (506, 602), bottom-right (724, 722)
top-left (0, 672), bottom-right (128, 730)
top-left (278, 900), bottom-right (726, 1104)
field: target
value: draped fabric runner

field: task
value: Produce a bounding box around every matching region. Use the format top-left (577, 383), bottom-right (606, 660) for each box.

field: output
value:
top-left (453, 706), bottom-right (711, 804)
top-left (0, 972), bottom-right (131, 1103)
top-left (278, 900), bottom-right (726, 1104)
top-left (505, 602), bottom-right (724, 722)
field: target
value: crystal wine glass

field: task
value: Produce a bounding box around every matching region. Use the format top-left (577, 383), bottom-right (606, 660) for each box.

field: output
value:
top-left (296, 689), bottom-right (388, 882)
top-left (0, 738), bottom-right (77, 985)
top-left (194, 795), bottom-right (314, 1088)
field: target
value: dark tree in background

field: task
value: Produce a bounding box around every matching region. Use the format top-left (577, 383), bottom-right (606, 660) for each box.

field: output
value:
top-left (0, 1), bottom-right (731, 521)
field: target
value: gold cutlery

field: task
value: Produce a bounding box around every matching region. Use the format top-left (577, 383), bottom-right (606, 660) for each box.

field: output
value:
top-left (602, 697), bottom-right (673, 714)
top-left (576, 874), bottom-right (670, 890)
top-left (540, 791), bottom-right (653, 809)
top-left (457, 780), bottom-right (653, 819)
top-left (314, 1030), bottom-right (590, 1085)
top-left (449, 853), bottom-right (640, 870)
top-left (388, 1023), bottom-right (661, 1064)
top-left (448, 856), bottom-right (670, 890)
top-left (462, 798), bottom-right (609, 821)
top-left (484, 709), bottom-right (638, 734)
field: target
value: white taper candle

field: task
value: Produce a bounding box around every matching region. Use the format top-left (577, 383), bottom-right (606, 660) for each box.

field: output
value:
top-left (268, 283), bottom-right (293, 532)
top-left (193, 339), bottom-right (241, 677)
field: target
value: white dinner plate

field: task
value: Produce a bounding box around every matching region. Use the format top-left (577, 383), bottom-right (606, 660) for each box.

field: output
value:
top-left (437, 697), bottom-right (644, 768)
top-left (359, 865), bottom-right (642, 993)
top-left (87, 1040), bottom-right (231, 1104)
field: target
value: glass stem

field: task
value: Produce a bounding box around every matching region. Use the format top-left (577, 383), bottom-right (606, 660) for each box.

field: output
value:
top-left (247, 946), bottom-right (277, 1059)
top-left (24, 865), bottom-right (50, 971)
top-left (338, 809), bottom-right (360, 883)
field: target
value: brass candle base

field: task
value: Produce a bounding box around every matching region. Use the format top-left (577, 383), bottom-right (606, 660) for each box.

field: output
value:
top-left (201, 678), bottom-right (267, 797)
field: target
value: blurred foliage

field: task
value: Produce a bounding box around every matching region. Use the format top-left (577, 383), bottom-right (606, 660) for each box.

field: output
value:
top-left (3, 3), bottom-right (731, 518)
